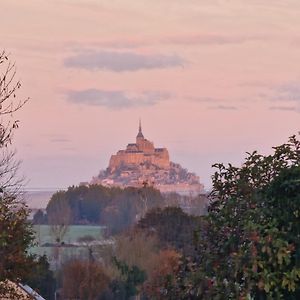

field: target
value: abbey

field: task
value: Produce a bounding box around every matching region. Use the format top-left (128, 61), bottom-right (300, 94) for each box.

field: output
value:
top-left (92, 121), bottom-right (204, 195)
top-left (108, 121), bottom-right (170, 172)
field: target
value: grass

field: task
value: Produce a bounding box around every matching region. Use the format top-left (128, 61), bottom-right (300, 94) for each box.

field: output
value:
top-left (30, 225), bottom-right (106, 260)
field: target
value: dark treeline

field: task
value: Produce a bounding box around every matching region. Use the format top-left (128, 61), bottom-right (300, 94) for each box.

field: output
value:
top-left (33, 184), bottom-right (206, 234)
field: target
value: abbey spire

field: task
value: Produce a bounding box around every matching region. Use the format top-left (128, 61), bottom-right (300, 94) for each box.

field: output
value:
top-left (136, 118), bottom-right (144, 139)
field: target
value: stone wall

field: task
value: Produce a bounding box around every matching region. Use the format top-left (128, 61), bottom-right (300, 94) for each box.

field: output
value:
top-left (109, 152), bottom-right (145, 171)
top-left (136, 138), bottom-right (155, 154)
top-left (152, 148), bottom-right (170, 169)
top-left (108, 147), bottom-right (170, 171)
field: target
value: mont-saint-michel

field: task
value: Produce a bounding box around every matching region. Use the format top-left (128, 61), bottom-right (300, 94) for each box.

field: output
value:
top-left (92, 121), bottom-right (204, 194)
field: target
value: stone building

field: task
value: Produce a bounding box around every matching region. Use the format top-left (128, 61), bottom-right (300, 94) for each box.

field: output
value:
top-left (108, 120), bottom-right (170, 172)
top-left (92, 121), bottom-right (204, 195)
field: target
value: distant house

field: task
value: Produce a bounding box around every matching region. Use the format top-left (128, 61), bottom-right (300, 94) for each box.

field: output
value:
top-left (0, 280), bottom-right (45, 300)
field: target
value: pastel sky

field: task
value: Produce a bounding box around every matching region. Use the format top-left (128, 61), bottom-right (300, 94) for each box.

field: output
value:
top-left (1, 0), bottom-right (300, 190)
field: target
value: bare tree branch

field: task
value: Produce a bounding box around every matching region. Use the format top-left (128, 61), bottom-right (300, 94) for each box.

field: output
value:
top-left (0, 51), bottom-right (29, 148)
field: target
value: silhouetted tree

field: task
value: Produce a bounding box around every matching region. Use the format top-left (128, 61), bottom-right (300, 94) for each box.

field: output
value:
top-left (47, 192), bottom-right (72, 244)
top-left (25, 255), bottom-right (56, 300)
top-left (32, 209), bottom-right (47, 224)
top-left (0, 50), bottom-right (32, 297)
top-left (138, 206), bottom-right (202, 256)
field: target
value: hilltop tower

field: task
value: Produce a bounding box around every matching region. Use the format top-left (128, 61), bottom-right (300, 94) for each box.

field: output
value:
top-left (136, 119), bottom-right (144, 144)
top-left (135, 120), bottom-right (155, 153)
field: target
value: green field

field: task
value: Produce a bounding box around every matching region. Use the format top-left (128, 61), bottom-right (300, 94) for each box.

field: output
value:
top-left (32, 225), bottom-right (104, 245)
top-left (30, 225), bottom-right (106, 259)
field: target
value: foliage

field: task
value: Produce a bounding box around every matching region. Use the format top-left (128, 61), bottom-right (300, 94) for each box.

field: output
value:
top-left (99, 230), bottom-right (180, 299)
top-left (32, 209), bottom-right (47, 224)
top-left (24, 255), bottom-right (56, 300)
top-left (0, 193), bottom-right (34, 282)
top-left (47, 191), bottom-right (72, 243)
top-left (137, 206), bottom-right (202, 256)
top-left (111, 257), bottom-right (147, 299)
top-left (43, 184), bottom-right (165, 234)
top-left (143, 249), bottom-right (181, 299)
top-left (0, 50), bottom-right (33, 296)
top-left (114, 230), bottom-right (160, 275)
top-left (163, 192), bottom-right (209, 216)
top-left (62, 259), bottom-right (110, 300)
top-left (0, 50), bottom-right (28, 148)
top-left (168, 135), bottom-right (300, 299)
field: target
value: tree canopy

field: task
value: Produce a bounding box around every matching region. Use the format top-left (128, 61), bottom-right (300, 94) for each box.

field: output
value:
top-left (165, 135), bottom-right (300, 299)
top-left (43, 184), bottom-right (166, 234)
top-left (0, 51), bottom-right (33, 295)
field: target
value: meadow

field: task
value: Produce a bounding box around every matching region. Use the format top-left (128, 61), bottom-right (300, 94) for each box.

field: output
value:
top-left (30, 225), bottom-right (106, 259)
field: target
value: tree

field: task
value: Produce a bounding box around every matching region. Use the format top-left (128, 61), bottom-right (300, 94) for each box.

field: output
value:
top-left (0, 50), bottom-right (32, 296)
top-left (114, 230), bottom-right (160, 275)
top-left (46, 191), bottom-right (72, 275)
top-left (0, 192), bottom-right (34, 283)
top-left (163, 192), bottom-right (209, 216)
top-left (169, 135), bottom-right (300, 299)
top-left (24, 255), bottom-right (56, 300)
top-left (0, 50), bottom-right (28, 148)
top-left (77, 235), bottom-right (97, 262)
top-left (137, 206), bottom-right (202, 256)
top-left (47, 191), bottom-right (72, 244)
top-left (111, 257), bottom-right (147, 299)
top-left (143, 249), bottom-right (181, 299)
top-left (62, 259), bottom-right (110, 300)
top-left (99, 230), bottom-right (159, 299)
top-left (32, 208), bottom-right (47, 224)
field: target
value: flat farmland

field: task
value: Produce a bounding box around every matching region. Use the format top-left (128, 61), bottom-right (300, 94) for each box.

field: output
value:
top-left (32, 225), bottom-right (105, 245)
